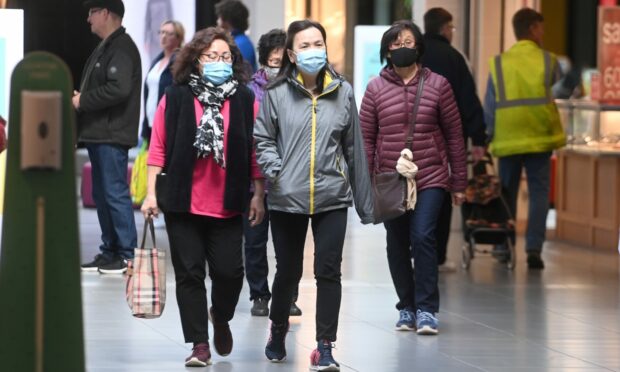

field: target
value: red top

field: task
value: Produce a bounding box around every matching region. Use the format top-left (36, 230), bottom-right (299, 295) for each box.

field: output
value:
top-left (148, 96), bottom-right (262, 217)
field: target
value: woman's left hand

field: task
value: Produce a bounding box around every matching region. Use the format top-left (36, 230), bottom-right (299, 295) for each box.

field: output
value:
top-left (452, 192), bottom-right (466, 206)
top-left (248, 194), bottom-right (265, 227)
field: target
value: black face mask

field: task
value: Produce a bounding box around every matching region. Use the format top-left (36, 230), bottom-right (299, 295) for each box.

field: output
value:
top-left (390, 47), bottom-right (419, 68)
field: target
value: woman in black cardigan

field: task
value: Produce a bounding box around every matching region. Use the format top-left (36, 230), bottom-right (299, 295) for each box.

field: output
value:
top-left (141, 27), bottom-right (265, 367)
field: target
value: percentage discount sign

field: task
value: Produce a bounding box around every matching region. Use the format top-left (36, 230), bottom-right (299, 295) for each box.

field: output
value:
top-left (598, 6), bottom-right (620, 103)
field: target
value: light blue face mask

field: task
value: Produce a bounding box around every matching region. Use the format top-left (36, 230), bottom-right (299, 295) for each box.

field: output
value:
top-left (202, 62), bottom-right (233, 85)
top-left (264, 66), bottom-right (280, 80)
top-left (294, 49), bottom-right (326, 75)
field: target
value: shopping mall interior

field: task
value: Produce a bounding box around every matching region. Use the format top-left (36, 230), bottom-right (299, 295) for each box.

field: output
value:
top-left (0, 0), bottom-right (619, 371)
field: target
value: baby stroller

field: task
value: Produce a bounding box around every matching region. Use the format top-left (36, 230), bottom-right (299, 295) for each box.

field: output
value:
top-left (460, 153), bottom-right (516, 270)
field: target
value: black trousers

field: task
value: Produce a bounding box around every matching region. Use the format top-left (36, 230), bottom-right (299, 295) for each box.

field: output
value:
top-left (165, 212), bottom-right (244, 344)
top-left (269, 208), bottom-right (347, 342)
top-left (435, 191), bottom-right (453, 265)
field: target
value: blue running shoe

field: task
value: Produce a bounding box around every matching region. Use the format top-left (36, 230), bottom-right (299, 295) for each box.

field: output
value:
top-left (310, 340), bottom-right (340, 371)
top-left (416, 310), bottom-right (438, 335)
top-left (395, 309), bottom-right (416, 331)
top-left (265, 322), bottom-right (289, 362)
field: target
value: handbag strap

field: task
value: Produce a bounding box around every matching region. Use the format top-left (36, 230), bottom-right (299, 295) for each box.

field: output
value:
top-left (405, 71), bottom-right (426, 149)
top-left (140, 216), bottom-right (157, 249)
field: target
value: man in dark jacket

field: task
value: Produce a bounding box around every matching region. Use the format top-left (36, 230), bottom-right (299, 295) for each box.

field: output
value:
top-left (420, 8), bottom-right (486, 272)
top-left (73, 0), bottom-right (141, 274)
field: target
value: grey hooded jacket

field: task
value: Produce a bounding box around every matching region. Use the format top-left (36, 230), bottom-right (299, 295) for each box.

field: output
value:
top-left (254, 68), bottom-right (374, 224)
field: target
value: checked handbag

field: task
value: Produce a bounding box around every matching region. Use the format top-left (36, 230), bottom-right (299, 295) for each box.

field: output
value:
top-left (125, 216), bottom-right (166, 319)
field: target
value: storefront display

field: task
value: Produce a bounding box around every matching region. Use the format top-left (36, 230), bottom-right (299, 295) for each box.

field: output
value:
top-left (556, 99), bottom-right (620, 153)
top-left (555, 98), bottom-right (620, 250)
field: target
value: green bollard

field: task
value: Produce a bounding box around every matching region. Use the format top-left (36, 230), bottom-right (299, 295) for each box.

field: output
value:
top-left (0, 52), bottom-right (84, 372)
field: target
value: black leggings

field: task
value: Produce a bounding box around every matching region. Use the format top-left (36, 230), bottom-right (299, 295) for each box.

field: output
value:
top-left (269, 208), bottom-right (347, 342)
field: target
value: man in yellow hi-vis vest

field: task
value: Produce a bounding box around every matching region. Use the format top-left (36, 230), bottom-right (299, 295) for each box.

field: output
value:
top-left (484, 8), bottom-right (566, 270)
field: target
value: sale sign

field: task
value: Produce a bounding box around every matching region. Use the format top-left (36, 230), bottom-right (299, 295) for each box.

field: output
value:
top-left (598, 6), bottom-right (620, 103)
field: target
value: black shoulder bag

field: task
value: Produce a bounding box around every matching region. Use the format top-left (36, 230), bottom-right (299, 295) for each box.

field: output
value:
top-left (372, 72), bottom-right (425, 224)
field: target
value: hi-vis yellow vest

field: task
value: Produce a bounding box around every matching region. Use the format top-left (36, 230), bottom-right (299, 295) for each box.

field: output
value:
top-left (489, 40), bottom-right (566, 157)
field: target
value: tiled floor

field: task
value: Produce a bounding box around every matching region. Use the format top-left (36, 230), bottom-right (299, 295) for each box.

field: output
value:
top-left (78, 207), bottom-right (620, 372)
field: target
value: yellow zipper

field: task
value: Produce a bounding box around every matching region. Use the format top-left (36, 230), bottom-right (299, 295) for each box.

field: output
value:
top-left (336, 154), bottom-right (346, 180)
top-left (310, 98), bottom-right (317, 214)
top-left (302, 82), bottom-right (339, 215)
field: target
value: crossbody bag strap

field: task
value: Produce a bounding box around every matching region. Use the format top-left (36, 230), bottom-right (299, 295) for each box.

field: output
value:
top-left (405, 71), bottom-right (426, 149)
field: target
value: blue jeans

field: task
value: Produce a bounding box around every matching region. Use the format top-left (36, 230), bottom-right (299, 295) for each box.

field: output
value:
top-left (498, 152), bottom-right (551, 253)
top-left (383, 188), bottom-right (444, 314)
top-left (242, 194), bottom-right (299, 302)
top-left (86, 143), bottom-right (137, 260)
top-left (243, 195), bottom-right (271, 301)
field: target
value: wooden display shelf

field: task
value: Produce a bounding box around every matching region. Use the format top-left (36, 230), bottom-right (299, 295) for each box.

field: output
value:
top-left (556, 149), bottom-right (620, 250)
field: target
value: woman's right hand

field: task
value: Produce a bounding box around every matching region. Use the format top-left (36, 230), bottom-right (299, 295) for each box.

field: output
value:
top-left (141, 194), bottom-right (159, 219)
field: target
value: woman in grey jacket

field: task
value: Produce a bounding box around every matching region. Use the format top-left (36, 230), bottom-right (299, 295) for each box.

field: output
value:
top-left (254, 20), bottom-right (373, 372)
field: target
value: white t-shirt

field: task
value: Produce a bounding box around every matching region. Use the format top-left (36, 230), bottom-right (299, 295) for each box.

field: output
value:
top-left (145, 63), bottom-right (166, 127)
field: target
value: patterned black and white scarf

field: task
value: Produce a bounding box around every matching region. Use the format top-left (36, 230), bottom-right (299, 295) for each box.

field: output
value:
top-left (188, 73), bottom-right (238, 168)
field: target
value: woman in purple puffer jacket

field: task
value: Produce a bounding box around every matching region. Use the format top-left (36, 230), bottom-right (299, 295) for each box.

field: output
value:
top-left (359, 20), bottom-right (467, 336)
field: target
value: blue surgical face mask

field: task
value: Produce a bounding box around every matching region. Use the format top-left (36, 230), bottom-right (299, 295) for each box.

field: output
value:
top-left (202, 62), bottom-right (233, 85)
top-left (294, 48), bottom-right (326, 75)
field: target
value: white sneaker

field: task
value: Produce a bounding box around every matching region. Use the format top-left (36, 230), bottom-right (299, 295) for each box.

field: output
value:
top-left (438, 261), bottom-right (457, 273)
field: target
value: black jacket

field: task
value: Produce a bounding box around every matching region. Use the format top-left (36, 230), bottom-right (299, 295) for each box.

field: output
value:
top-left (420, 34), bottom-right (486, 146)
top-left (160, 84), bottom-right (255, 214)
top-left (141, 51), bottom-right (175, 141)
top-left (77, 27), bottom-right (142, 147)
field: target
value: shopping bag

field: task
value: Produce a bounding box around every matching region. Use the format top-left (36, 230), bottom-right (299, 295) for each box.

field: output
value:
top-left (125, 216), bottom-right (166, 319)
top-left (130, 140), bottom-right (149, 205)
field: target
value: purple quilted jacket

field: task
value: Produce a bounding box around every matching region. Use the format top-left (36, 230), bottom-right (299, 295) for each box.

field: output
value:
top-left (359, 67), bottom-right (467, 192)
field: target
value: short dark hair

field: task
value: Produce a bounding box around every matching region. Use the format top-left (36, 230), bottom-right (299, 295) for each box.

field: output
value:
top-left (380, 20), bottom-right (425, 68)
top-left (512, 8), bottom-right (544, 40)
top-left (423, 7), bottom-right (452, 35)
top-left (215, 0), bottom-right (249, 32)
top-left (172, 27), bottom-right (248, 84)
top-left (257, 29), bottom-right (286, 66)
top-left (269, 19), bottom-right (331, 94)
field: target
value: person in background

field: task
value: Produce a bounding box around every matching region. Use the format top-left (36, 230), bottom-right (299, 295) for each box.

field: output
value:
top-left (215, 0), bottom-right (257, 72)
top-left (141, 20), bottom-right (185, 143)
top-left (254, 19), bottom-right (374, 372)
top-left (141, 27), bottom-right (265, 367)
top-left (246, 28), bottom-right (302, 318)
top-left (359, 20), bottom-right (467, 335)
top-left (484, 8), bottom-right (566, 270)
top-left (420, 7), bottom-right (487, 273)
top-left (143, 0), bottom-right (172, 62)
top-left (75, 0), bottom-right (141, 274)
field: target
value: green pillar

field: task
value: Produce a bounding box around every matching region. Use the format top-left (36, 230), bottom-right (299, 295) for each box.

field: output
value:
top-left (0, 52), bottom-right (84, 372)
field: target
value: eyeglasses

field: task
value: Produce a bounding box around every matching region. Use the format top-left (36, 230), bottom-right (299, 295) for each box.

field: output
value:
top-left (158, 30), bottom-right (177, 37)
top-left (390, 39), bottom-right (415, 49)
top-left (267, 57), bottom-right (282, 67)
top-left (200, 52), bottom-right (234, 63)
top-left (88, 8), bottom-right (105, 17)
